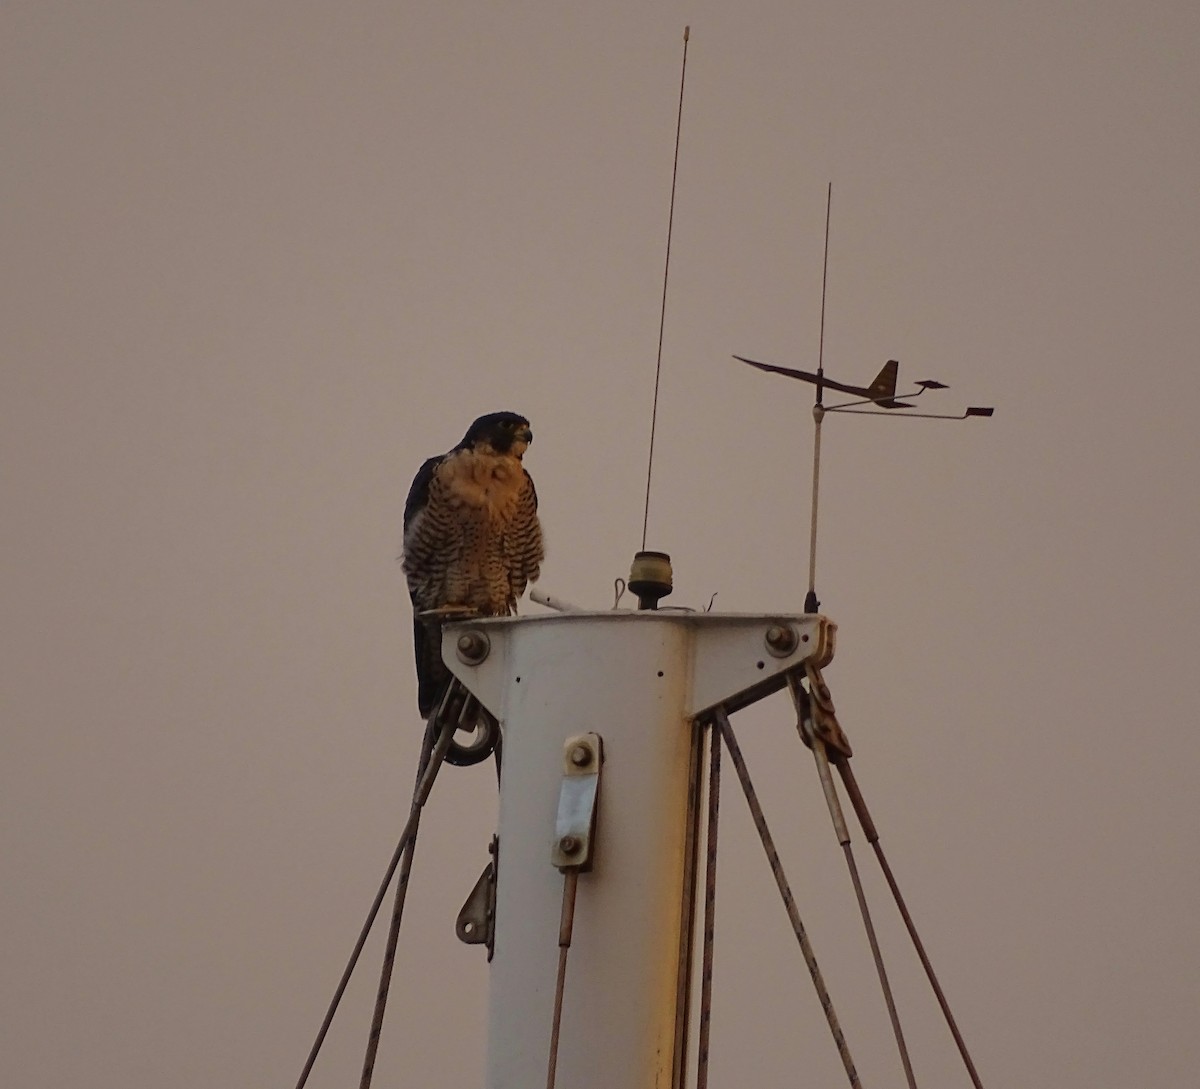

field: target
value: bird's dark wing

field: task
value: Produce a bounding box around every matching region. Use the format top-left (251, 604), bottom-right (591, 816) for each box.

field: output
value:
top-left (412, 617), bottom-right (447, 718)
top-left (402, 453), bottom-right (452, 716)
top-left (403, 454), bottom-right (443, 532)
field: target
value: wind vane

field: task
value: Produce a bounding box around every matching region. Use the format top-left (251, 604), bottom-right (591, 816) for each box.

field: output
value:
top-left (732, 355), bottom-right (995, 420)
top-left (734, 184), bottom-right (994, 614)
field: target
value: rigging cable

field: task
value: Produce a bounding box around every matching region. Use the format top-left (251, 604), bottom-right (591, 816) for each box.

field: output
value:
top-left (789, 676), bottom-right (917, 1088)
top-left (359, 687), bottom-right (480, 1089)
top-left (712, 707), bottom-right (862, 1088)
top-left (294, 682), bottom-right (462, 1089)
top-left (835, 760), bottom-right (987, 1089)
top-left (641, 26), bottom-right (690, 551)
top-left (545, 869), bottom-right (580, 1089)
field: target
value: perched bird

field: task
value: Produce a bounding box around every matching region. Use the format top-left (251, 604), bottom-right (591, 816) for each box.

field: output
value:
top-left (402, 412), bottom-right (544, 717)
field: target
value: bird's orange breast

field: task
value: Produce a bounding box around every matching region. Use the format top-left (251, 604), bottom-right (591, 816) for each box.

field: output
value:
top-left (438, 448), bottom-right (525, 520)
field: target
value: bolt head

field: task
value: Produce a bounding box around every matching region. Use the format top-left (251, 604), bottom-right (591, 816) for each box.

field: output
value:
top-left (765, 624), bottom-right (799, 657)
top-left (455, 630), bottom-right (490, 664)
top-left (570, 744), bottom-right (592, 768)
top-left (559, 835), bottom-right (581, 855)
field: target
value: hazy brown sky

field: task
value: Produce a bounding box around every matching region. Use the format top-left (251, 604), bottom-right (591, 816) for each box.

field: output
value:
top-left (4, 3), bottom-right (1199, 1086)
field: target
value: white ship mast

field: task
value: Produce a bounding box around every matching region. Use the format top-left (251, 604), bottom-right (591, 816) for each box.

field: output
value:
top-left (444, 584), bottom-right (836, 1087)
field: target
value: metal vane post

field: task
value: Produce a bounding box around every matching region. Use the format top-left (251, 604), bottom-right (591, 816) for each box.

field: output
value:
top-left (806, 182), bottom-right (832, 614)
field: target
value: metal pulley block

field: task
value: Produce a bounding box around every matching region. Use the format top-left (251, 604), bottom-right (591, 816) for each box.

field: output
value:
top-left (788, 664), bottom-right (853, 758)
top-left (428, 679), bottom-right (501, 767)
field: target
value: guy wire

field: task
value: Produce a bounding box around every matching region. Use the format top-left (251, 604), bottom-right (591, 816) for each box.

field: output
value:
top-left (641, 26), bottom-right (690, 551)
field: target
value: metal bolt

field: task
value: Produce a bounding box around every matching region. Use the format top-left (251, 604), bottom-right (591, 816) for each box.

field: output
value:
top-left (765, 624), bottom-right (798, 657)
top-left (559, 835), bottom-right (581, 855)
top-left (570, 744), bottom-right (592, 768)
top-left (456, 630), bottom-right (490, 665)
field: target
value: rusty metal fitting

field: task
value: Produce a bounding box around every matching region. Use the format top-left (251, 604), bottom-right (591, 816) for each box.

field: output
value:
top-left (569, 744), bottom-right (592, 768)
top-left (558, 835), bottom-right (581, 855)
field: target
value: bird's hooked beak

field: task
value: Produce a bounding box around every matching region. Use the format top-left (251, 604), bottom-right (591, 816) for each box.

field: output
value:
top-left (517, 425), bottom-right (533, 445)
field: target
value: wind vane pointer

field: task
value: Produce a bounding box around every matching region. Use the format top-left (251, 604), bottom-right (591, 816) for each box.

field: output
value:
top-left (732, 354), bottom-right (994, 418)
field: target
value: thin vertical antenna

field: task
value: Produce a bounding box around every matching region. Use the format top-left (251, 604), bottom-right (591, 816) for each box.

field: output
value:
top-left (641, 26), bottom-right (690, 551)
top-left (805, 183), bottom-right (832, 613)
top-left (816, 183), bottom-right (832, 406)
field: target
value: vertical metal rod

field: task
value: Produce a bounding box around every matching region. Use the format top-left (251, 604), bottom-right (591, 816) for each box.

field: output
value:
top-left (805, 183), bottom-right (832, 614)
top-left (836, 760), bottom-right (986, 1089)
top-left (641, 25), bottom-right (691, 551)
top-left (805, 407), bottom-right (824, 614)
top-left (672, 719), bottom-right (706, 1088)
top-left (546, 870), bottom-right (580, 1089)
top-left (713, 707), bottom-right (862, 1088)
top-left (360, 691), bottom-right (476, 1089)
top-left (816, 181), bottom-right (832, 406)
top-left (695, 721), bottom-right (721, 1089)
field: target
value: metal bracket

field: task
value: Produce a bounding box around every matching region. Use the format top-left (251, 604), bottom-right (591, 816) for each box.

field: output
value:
top-left (551, 733), bottom-right (604, 871)
top-left (455, 835), bottom-right (498, 959)
top-left (789, 664), bottom-right (853, 758)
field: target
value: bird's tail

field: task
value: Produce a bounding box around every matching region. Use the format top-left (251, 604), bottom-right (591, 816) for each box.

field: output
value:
top-left (414, 616), bottom-right (452, 719)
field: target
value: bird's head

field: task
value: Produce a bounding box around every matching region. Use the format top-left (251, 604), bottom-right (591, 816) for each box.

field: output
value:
top-left (460, 411), bottom-right (533, 459)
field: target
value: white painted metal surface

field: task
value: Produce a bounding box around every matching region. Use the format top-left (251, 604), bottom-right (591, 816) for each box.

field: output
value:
top-left (443, 611), bottom-right (832, 1089)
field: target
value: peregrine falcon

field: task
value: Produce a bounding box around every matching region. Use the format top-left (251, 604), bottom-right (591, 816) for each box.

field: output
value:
top-left (402, 412), bottom-right (544, 717)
